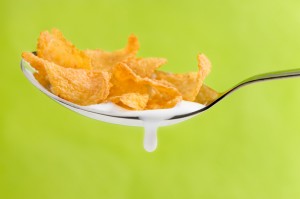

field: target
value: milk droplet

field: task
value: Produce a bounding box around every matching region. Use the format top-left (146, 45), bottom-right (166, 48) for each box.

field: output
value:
top-left (143, 122), bottom-right (158, 152)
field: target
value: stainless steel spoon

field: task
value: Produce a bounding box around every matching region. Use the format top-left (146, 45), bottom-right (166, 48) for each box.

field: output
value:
top-left (21, 58), bottom-right (300, 127)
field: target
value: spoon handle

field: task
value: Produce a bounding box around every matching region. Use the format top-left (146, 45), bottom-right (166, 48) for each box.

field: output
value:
top-left (213, 68), bottom-right (300, 107)
top-left (240, 68), bottom-right (300, 84)
top-left (167, 68), bottom-right (300, 119)
top-left (171, 68), bottom-right (300, 119)
top-left (229, 68), bottom-right (300, 93)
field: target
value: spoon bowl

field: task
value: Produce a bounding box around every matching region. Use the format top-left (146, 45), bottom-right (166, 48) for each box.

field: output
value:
top-left (21, 59), bottom-right (205, 127)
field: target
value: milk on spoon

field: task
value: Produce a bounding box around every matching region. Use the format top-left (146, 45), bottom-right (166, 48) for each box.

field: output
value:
top-left (86, 101), bottom-right (205, 152)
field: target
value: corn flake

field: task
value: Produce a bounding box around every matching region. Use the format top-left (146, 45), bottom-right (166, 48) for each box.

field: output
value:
top-left (44, 62), bottom-right (110, 105)
top-left (23, 29), bottom-right (218, 110)
top-left (153, 53), bottom-right (211, 101)
top-left (109, 62), bottom-right (181, 110)
top-left (125, 57), bottom-right (167, 77)
top-left (195, 84), bottom-right (220, 105)
top-left (84, 34), bottom-right (139, 71)
top-left (109, 93), bottom-right (149, 110)
top-left (22, 52), bottom-right (49, 88)
top-left (37, 29), bottom-right (91, 69)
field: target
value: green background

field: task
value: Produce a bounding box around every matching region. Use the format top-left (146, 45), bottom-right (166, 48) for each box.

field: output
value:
top-left (1, 0), bottom-right (300, 198)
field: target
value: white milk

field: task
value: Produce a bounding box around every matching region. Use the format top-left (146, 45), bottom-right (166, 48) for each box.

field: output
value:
top-left (86, 101), bottom-right (205, 152)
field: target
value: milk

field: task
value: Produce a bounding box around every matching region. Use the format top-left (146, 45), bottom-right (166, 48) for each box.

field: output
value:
top-left (86, 101), bottom-right (205, 152)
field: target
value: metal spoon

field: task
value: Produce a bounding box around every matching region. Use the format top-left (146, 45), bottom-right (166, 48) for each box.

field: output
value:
top-left (21, 58), bottom-right (300, 127)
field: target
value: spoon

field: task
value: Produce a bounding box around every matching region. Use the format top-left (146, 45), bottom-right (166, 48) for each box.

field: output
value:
top-left (21, 58), bottom-right (300, 121)
top-left (21, 58), bottom-right (205, 127)
top-left (21, 58), bottom-right (300, 151)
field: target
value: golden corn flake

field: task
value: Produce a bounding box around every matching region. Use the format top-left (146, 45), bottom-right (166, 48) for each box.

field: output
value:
top-left (23, 29), bottom-right (218, 110)
top-left (153, 53), bottom-right (211, 101)
top-left (109, 62), bottom-right (181, 110)
top-left (109, 93), bottom-right (149, 110)
top-left (22, 52), bottom-right (49, 88)
top-left (195, 84), bottom-right (220, 105)
top-left (44, 62), bottom-right (110, 106)
top-left (50, 28), bottom-right (74, 47)
top-left (125, 57), bottom-right (167, 78)
top-left (84, 34), bottom-right (139, 71)
top-left (109, 62), bottom-right (148, 97)
top-left (197, 53), bottom-right (211, 80)
top-left (37, 29), bottom-right (91, 69)
top-left (154, 70), bottom-right (199, 101)
top-left (146, 79), bottom-right (182, 109)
